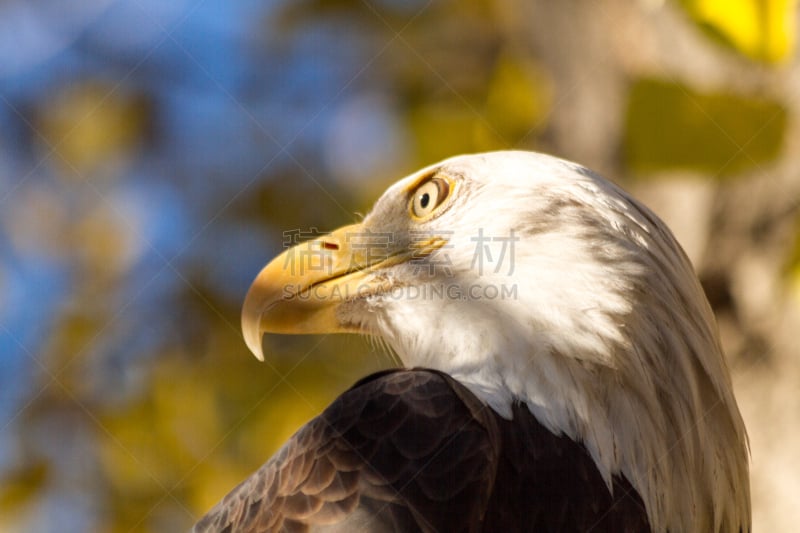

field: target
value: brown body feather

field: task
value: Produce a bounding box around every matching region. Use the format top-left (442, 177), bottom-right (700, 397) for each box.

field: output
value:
top-left (193, 369), bottom-right (650, 532)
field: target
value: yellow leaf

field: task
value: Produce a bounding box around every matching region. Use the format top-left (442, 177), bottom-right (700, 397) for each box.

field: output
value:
top-left (36, 80), bottom-right (150, 176)
top-left (679, 0), bottom-right (798, 63)
top-left (480, 54), bottom-right (552, 148)
top-left (0, 462), bottom-right (49, 512)
top-left (786, 215), bottom-right (800, 301)
top-left (408, 103), bottom-right (478, 163)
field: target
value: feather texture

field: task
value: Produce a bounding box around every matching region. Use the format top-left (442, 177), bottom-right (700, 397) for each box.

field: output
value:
top-left (193, 369), bottom-right (650, 532)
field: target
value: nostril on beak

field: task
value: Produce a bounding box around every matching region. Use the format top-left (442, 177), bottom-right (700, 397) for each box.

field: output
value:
top-left (322, 241), bottom-right (339, 251)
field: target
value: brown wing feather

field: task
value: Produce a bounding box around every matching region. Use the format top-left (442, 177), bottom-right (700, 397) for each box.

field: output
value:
top-left (193, 368), bottom-right (651, 532)
top-left (192, 369), bottom-right (500, 533)
top-left (485, 401), bottom-right (651, 532)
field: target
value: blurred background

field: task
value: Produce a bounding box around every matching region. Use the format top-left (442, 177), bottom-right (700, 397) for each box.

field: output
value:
top-left (0, 0), bottom-right (798, 531)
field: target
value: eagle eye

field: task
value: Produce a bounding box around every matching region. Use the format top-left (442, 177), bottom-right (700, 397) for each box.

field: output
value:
top-left (410, 177), bottom-right (450, 219)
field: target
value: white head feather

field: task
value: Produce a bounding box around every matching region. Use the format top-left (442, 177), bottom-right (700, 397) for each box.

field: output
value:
top-left (344, 151), bottom-right (750, 533)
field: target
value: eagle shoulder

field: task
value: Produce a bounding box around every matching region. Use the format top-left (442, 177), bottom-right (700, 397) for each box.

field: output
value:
top-left (192, 369), bottom-right (500, 533)
top-left (193, 368), bottom-right (652, 532)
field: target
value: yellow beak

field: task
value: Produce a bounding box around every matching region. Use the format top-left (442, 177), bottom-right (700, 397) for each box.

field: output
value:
top-left (241, 223), bottom-right (399, 360)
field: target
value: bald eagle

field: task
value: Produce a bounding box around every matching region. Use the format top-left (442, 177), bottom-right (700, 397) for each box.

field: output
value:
top-left (193, 151), bottom-right (750, 532)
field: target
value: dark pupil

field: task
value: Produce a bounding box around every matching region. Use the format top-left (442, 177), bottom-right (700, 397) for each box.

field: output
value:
top-left (420, 192), bottom-right (430, 208)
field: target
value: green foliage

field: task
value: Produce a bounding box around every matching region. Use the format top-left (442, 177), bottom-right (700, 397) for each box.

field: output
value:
top-left (624, 78), bottom-right (787, 177)
top-left (405, 53), bottom-right (551, 162)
